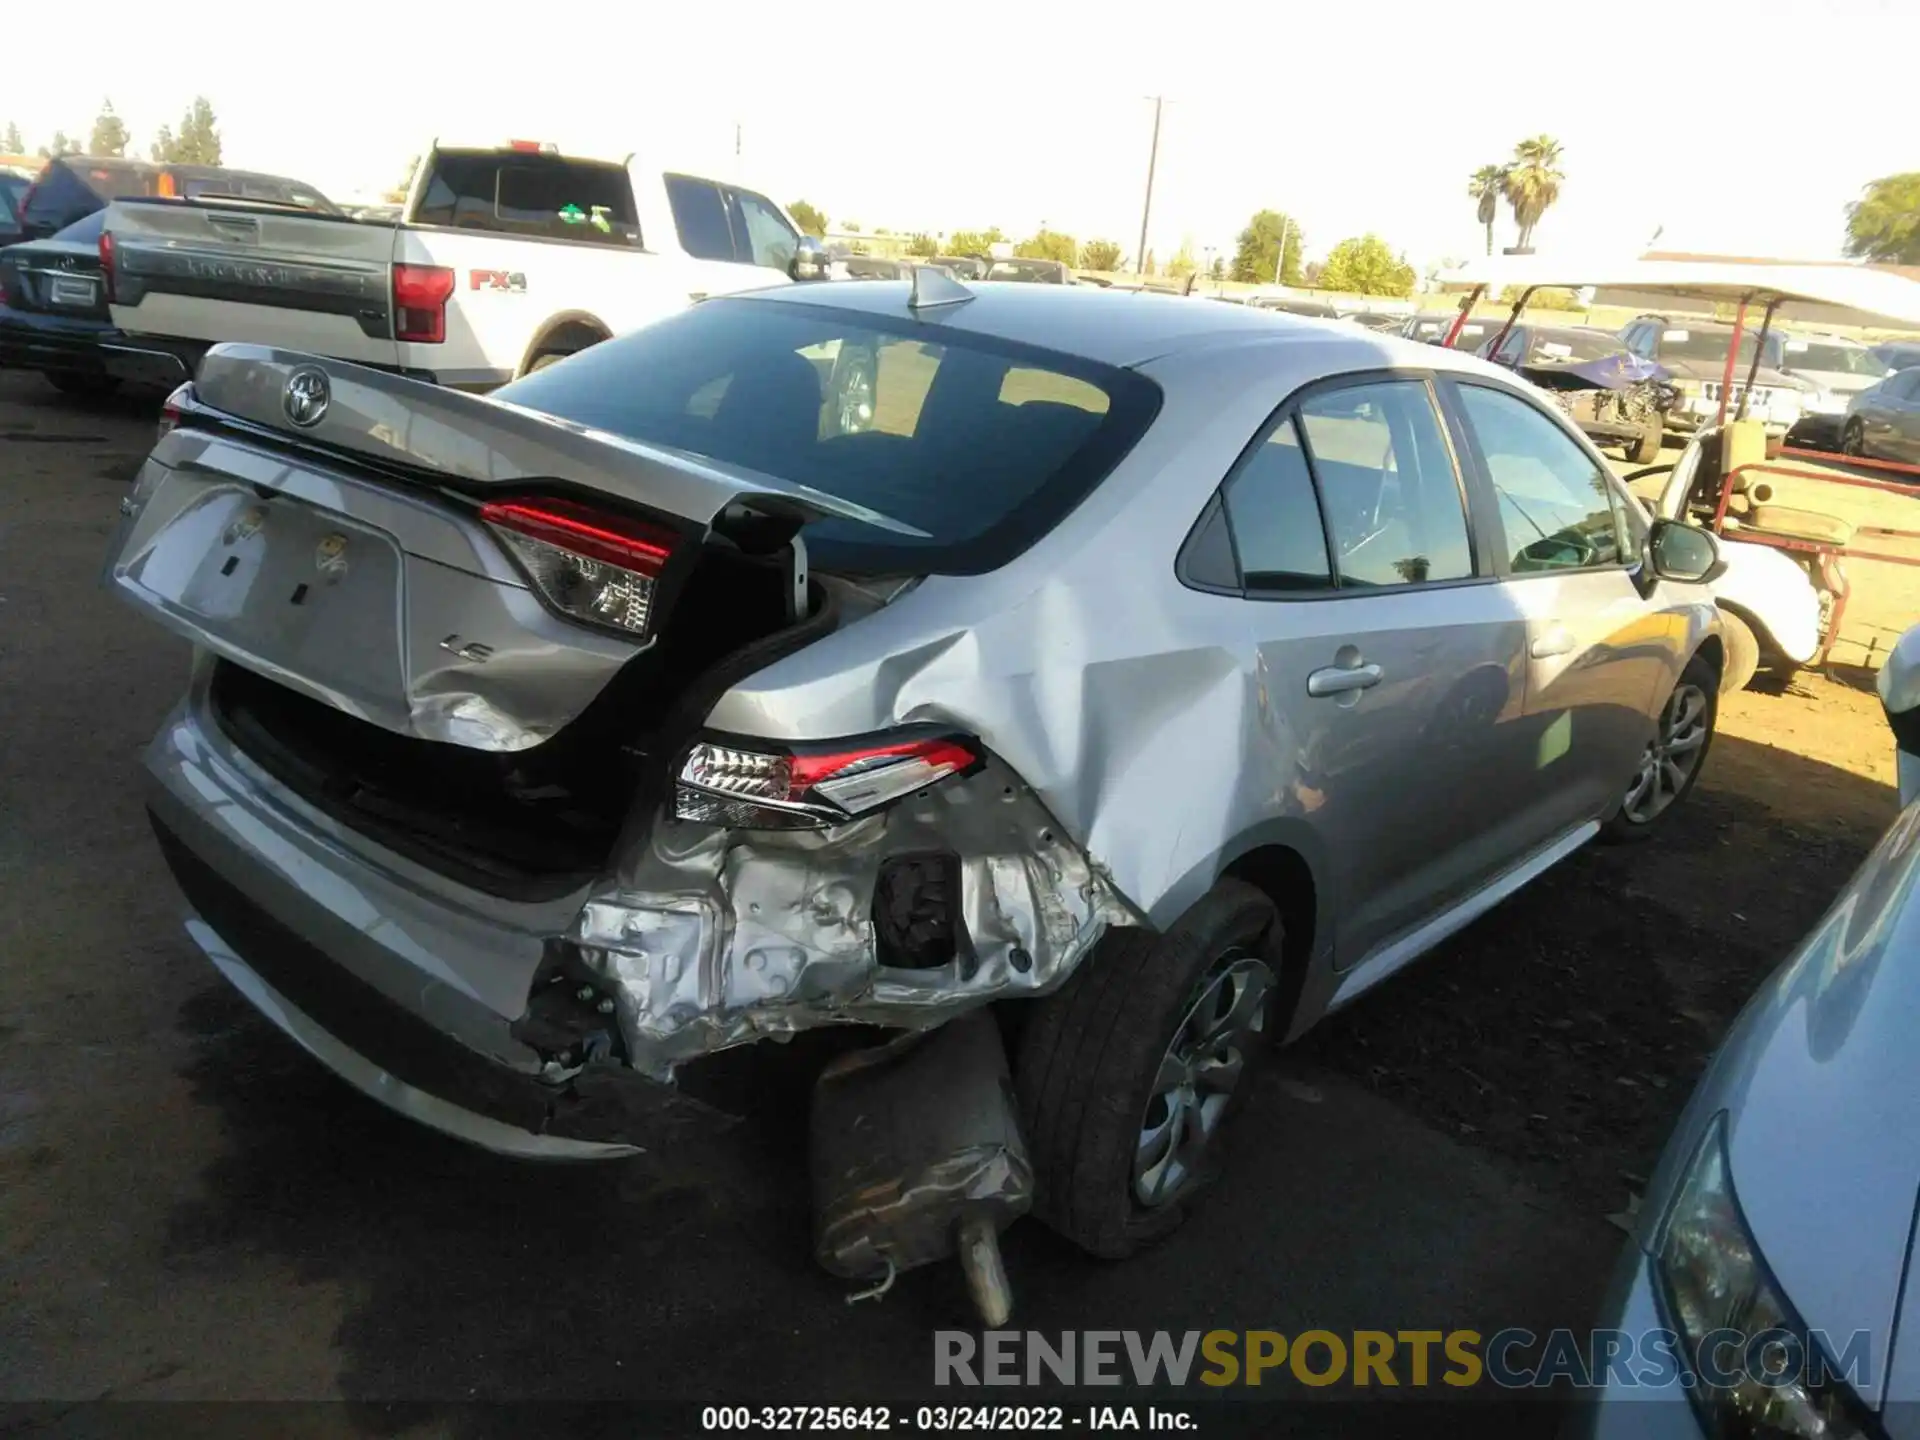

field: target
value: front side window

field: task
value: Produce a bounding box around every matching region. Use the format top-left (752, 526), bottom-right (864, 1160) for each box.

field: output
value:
top-left (1457, 384), bottom-right (1625, 572)
top-left (728, 188), bottom-right (798, 271)
top-left (1296, 381), bottom-right (1475, 587)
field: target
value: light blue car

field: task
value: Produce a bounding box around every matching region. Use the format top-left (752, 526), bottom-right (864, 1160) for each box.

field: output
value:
top-left (1571, 626), bottom-right (1920, 1438)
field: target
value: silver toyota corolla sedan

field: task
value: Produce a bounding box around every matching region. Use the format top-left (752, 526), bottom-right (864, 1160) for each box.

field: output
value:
top-left (103, 280), bottom-right (1726, 1276)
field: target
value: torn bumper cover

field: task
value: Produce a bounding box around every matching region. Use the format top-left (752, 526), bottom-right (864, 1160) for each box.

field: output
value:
top-left (571, 759), bottom-right (1141, 1078)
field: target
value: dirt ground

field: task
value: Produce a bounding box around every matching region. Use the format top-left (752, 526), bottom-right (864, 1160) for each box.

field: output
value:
top-left (1298, 668), bottom-right (1901, 1217)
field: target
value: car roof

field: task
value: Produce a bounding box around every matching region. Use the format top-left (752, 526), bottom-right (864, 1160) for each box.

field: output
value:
top-left (736, 280), bottom-right (1399, 367)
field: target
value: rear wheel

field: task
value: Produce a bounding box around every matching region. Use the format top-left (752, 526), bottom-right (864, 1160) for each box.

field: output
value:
top-left (1842, 418), bottom-right (1867, 459)
top-left (46, 372), bottom-right (120, 398)
top-left (1016, 880), bottom-right (1279, 1258)
top-left (1601, 653), bottom-right (1718, 843)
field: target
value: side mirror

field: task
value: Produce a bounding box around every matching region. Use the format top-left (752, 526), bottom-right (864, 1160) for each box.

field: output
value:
top-left (1647, 518), bottom-right (1726, 585)
top-left (790, 236), bottom-right (831, 283)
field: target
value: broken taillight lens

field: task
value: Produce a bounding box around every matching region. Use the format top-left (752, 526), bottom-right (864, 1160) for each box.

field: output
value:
top-left (480, 497), bottom-right (677, 638)
top-left (675, 732), bottom-right (981, 830)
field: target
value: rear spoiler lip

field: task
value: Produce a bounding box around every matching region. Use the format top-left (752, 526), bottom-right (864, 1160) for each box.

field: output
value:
top-left (192, 343), bottom-right (928, 541)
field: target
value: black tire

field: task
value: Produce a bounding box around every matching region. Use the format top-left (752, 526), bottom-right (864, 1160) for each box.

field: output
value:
top-left (1015, 880), bottom-right (1280, 1258)
top-left (1629, 422), bottom-right (1663, 466)
top-left (1842, 418), bottom-right (1867, 459)
top-left (1600, 652), bottom-right (1719, 844)
top-left (1716, 609), bottom-right (1761, 694)
top-left (46, 371), bottom-right (120, 398)
top-left (525, 352), bottom-right (569, 374)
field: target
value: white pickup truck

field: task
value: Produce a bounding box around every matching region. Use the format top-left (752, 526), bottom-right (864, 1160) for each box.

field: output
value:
top-left (98, 139), bottom-right (829, 391)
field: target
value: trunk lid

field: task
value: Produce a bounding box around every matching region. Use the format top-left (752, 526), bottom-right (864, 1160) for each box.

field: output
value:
top-left (103, 346), bottom-right (912, 753)
top-left (105, 200), bottom-right (402, 366)
top-left (0, 230), bottom-right (109, 319)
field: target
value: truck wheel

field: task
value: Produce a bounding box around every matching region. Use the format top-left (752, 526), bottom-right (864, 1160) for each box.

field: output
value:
top-left (1601, 652), bottom-right (1718, 843)
top-left (1629, 423), bottom-right (1663, 466)
top-left (1716, 610), bottom-right (1761, 694)
top-left (1015, 881), bottom-right (1279, 1258)
top-left (526, 352), bottom-right (569, 374)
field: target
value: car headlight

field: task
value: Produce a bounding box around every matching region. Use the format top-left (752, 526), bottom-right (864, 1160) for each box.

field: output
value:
top-left (1654, 1114), bottom-right (1880, 1439)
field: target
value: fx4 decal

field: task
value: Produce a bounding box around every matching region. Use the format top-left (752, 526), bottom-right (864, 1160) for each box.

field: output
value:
top-left (469, 269), bottom-right (528, 293)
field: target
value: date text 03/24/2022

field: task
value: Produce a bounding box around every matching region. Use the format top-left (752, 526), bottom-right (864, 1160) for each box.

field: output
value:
top-left (701, 1405), bottom-right (1195, 1431)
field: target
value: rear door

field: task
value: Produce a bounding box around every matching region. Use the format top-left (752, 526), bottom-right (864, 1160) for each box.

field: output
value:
top-left (1446, 378), bottom-right (1672, 838)
top-left (1208, 375), bottom-right (1534, 967)
top-left (107, 200), bottom-right (401, 366)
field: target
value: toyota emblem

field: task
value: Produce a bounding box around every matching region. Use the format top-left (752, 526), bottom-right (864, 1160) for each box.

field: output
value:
top-left (282, 366), bottom-right (331, 428)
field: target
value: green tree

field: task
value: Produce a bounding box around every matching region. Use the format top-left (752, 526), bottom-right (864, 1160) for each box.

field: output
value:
top-left (156, 97), bottom-right (221, 165)
top-left (842, 220), bottom-right (862, 233)
top-left (788, 199), bottom-right (828, 237)
top-left (1166, 240), bottom-right (1197, 278)
top-left (1014, 229), bottom-right (1076, 263)
top-left (1142, 249), bottom-right (1156, 276)
top-left (383, 155), bottom-right (420, 205)
top-left (39, 130), bottom-right (79, 158)
top-left (1845, 173), bottom-right (1920, 265)
top-left (1503, 135), bottom-right (1563, 250)
top-left (1316, 235), bottom-right (1417, 296)
top-left (1468, 164), bottom-right (1506, 256)
top-left (1230, 210), bottom-right (1303, 284)
top-left (1080, 238), bottom-right (1123, 270)
top-left (2, 121), bottom-right (23, 153)
top-left (1209, 256), bottom-right (1225, 281)
top-left (88, 100), bottom-right (129, 157)
top-left (946, 227), bottom-right (1003, 256)
top-left (906, 232), bottom-right (938, 258)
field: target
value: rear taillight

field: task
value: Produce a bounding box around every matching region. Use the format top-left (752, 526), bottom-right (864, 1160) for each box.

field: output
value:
top-left (392, 262), bottom-right (454, 344)
top-left (675, 732), bottom-right (982, 830)
top-left (479, 497), bottom-right (677, 638)
top-left (98, 229), bottom-right (115, 303)
top-left (156, 381), bottom-right (192, 443)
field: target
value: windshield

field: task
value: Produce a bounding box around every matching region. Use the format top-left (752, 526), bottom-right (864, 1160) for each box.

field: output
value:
top-left (1780, 340), bottom-right (1890, 378)
top-left (493, 299), bottom-right (1161, 574)
top-left (986, 259), bottom-right (1065, 283)
top-left (1524, 330), bottom-right (1625, 364)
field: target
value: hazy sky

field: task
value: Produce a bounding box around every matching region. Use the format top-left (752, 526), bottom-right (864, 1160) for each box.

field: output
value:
top-left (12, 0), bottom-right (1914, 272)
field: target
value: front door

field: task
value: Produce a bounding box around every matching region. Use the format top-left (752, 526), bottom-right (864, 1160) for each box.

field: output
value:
top-left (1447, 380), bottom-right (1676, 839)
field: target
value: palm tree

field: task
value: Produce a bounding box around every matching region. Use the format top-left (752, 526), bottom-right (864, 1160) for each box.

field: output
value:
top-left (1468, 165), bottom-right (1506, 257)
top-left (1502, 136), bottom-right (1565, 251)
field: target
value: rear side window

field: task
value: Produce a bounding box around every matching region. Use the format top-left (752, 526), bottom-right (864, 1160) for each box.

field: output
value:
top-left (727, 188), bottom-right (798, 271)
top-left (493, 299), bottom-right (1161, 575)
top-left (665, 175), bottom-right (735, 261)
top-left (415, 153), bottom-right (639, 246)
top-left (1297, 382), bottom-right (1474, 587)
top-left (1457, 384), bottom-right (1625, 572)
top-left (1221, 418), bottom-right (1334, 590)
top-left (22, 162), bottom-right (131, 232)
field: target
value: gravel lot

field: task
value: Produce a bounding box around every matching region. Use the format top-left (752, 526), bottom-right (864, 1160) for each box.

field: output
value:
top-left (0, 367), bottom-right (1906, 1432)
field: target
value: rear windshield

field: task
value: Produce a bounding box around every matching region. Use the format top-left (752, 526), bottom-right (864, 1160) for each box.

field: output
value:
top-left (493, 298), bottom-right (1162, 574)
top-left (986, 259), bottom-right (1067, 283)
top-left (0, 176), bottom-right (22, 224)
top-left (414, 152), bottom-right (639, 246)
top-left (1659, 329), bottom-right (1765, 366)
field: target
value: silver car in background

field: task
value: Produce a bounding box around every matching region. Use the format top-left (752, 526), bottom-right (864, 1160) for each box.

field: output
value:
top-left (1570, 628), bottom-right (1920, 1439)
top-left (104, 282), bottom-right (1726, 1278)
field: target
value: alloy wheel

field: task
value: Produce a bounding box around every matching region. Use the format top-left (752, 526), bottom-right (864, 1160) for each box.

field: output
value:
top-left (1133, 950), bottom-right (1274, 1208)
top-left (1621, 681), bottom-right (1710, 825)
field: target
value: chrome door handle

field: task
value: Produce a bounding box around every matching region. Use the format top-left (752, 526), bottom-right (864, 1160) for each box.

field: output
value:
top-left (1307, 663), bottom-right (1383, 697)
top-left (1530, 630), bottom-right (1576, 659)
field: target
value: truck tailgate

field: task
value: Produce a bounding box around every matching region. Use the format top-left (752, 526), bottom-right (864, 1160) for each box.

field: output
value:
top-left (106, 200), bottom-right (402, 368)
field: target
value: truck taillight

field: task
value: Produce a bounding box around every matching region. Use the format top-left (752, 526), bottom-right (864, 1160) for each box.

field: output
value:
top-left (392, 263), bottom-right (455, 344)
top-left (98, 229), bottom-right (116, 302)
top-left (479, 497), bottom-right (678, 638)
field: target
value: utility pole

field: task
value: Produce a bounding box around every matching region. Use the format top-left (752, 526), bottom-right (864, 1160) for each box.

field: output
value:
top-left (1136, 96), bottom-right (1164, 279)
